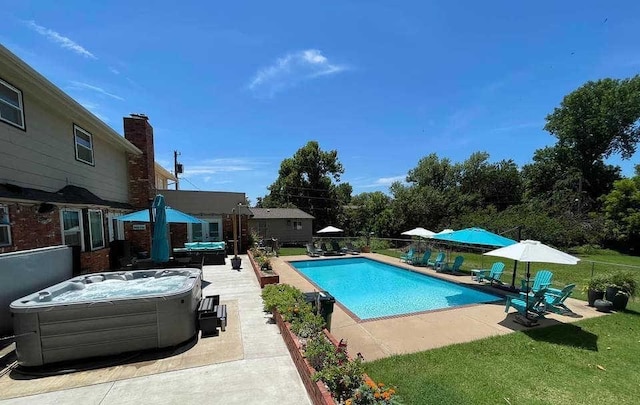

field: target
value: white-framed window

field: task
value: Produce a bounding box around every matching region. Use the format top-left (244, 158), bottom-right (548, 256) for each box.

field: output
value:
top-left (0, 204), bottom-right (11, 246)
top-left (107, 213), bottom-right (125, 242)
top-left (0, 78), bottom-right (25, 130)
top-left (293, 221), bottom-right (302, 230)
top-left (208, 222), bottom-right (220, 241)
top-left (74, 124), bottom-right (95, 165)
top-left (187, 217), bottom-right (222, 242)
top-left (88, 210), bottom-right (105, 250)
top-left (61, 209), bottom-right (84, 251)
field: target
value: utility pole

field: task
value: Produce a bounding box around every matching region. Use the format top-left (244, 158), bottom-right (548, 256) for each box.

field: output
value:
top-left (173, 150), bottom-right (183, 190)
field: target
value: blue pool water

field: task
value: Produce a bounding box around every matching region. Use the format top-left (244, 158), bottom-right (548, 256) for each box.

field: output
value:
top-left (292, 258), bottom-right (500, 319)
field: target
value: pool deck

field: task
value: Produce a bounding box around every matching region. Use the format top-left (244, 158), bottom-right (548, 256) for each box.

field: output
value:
top-left (0, 256), bottom-right (311, 405)
top-left (276, 253), bottom-right (606, 361)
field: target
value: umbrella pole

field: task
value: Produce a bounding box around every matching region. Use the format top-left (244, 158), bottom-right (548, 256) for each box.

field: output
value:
top-left (515, 261), bottom-right (538, 327)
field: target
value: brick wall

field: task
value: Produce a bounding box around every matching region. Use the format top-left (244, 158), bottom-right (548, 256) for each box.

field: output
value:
top-left (124, 222), bottom-right (151, 255)
top-left (124, 115), bottom-right (156, 209)
top-left (0, 203), bottom-right (62, 254)
top-left (170, 223), bottom-right (187, 248)
top-left (80, 248), bottom-right (111, 273)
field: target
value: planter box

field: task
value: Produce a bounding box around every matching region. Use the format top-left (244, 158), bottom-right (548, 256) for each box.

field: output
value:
top-left (248, 250), bottom-right (280, 288)
top-left (274, 310), bottom-right (335, 405)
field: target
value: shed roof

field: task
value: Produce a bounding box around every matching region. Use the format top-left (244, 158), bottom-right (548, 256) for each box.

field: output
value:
top-left (248, 208), bottom-right (314, 219)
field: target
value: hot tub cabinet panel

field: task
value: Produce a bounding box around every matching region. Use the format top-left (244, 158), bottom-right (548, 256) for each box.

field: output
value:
top-left (11, 269), bottom-right (201, 367)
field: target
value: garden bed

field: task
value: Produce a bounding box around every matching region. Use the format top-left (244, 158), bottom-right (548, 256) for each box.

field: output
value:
top-left (247, 250), bottom-right (280, 288)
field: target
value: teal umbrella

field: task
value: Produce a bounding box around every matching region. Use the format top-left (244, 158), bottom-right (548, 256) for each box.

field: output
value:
top-left (117, 206), bottom-right (205, 223)
top-left (150, 195), bottom-right (169, 263)
top-left (431, 227), bottom-right (516, 247)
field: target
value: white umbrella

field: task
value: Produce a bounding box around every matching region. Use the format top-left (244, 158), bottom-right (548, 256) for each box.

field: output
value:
top-left (401, 227), bottom-right (435, 238)
top-left (434, 228), bottom-right (454, 235)
top-left (485, 240), bottom-right (580, 326)
top-left (317, 226), bottom-right (344, 234)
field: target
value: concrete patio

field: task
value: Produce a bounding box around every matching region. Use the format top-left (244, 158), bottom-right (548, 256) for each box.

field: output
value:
top-left (0, 255), bottom-right (311, 405)
top-left (276, 253), bottom-right (606, 361)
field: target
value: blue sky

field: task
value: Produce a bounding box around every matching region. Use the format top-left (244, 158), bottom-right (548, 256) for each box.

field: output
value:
top-left (2, 1), bottom-right (639, 204)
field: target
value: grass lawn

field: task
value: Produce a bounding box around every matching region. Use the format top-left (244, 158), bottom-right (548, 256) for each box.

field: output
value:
top-left (278, 247), bottom-right (307, 256)
top-left (364, 301), bottom-right (640, 405)
top-left (379, 247), bottom-right (640, 301)
top-left (370, 247), bottom-right (640, 404)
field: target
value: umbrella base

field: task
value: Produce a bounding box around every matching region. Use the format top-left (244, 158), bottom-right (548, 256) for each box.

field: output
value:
top-left (514, 314), bottom-right (539, 327)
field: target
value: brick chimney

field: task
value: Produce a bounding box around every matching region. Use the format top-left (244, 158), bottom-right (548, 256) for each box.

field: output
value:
top-left (124, 114), bottom-right (156, 208)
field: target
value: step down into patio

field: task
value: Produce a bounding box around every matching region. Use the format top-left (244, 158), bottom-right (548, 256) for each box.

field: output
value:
top-left (198, 295), bottom-right (227, 337)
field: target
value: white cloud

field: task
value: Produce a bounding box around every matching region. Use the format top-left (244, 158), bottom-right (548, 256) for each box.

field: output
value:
top-left (182, 158), bottom-right (263, 177)
top-left (492, 122), bottom-right (542, 132)
top-left (109, 67), bottom-right (120, 75)
top-left (69, 81), bottom-right (124, 101)
top-left (76, 99), bottom-right (109, 123)
top-left (248, 49), bottom-right (347, 97)
top-left (24, 20), bottom-right (96, 59)
top-left (375, 175), bottom-right (405, 186)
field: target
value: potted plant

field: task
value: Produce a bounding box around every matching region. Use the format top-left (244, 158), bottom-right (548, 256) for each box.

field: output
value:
top-left (585, 274), bottom-right (609, 307)
top-left (605, 272), bottom-right (638, 311)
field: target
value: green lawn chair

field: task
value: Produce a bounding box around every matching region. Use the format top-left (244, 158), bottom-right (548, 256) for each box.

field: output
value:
top-left (438, 255), bottom-right (464, 273)
top-left (411, 250), bottom-right (431, 266)
top-left (427, 252), bottom-right (445, 268)
top-left (505, 288), bottom-right (548, 318)
top-left (521, 270), bottom-right (553, 293)
top-left (540, 284), bottom-right (576, 314)
top-left (473, 262), bottom-right (505, 286)
top-left (400, 247), bottom-right (415, 263)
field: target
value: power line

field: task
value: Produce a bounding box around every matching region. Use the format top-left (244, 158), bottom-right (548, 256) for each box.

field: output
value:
top-left (179, 176), bottom-right (201, 191)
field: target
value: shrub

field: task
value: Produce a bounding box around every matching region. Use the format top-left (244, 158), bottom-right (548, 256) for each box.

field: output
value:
top-left (261, 284), bottom-right (305, 315)
top-left (314, 356), bottom-right (365, 403)
top-left (347, 379), bottom-right (402, 405)
top-left (304, 335), bottom-right (336, 371)
top-left (290, 309), bottom-right (325, 338)
top-left (610, 271), bottom-right (638, 297)
top-left (585, 273), bottom-right (611, 292)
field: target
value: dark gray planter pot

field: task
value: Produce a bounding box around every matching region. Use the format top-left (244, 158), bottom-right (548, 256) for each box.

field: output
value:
top-left (231, 256), bottom-right (242, 270)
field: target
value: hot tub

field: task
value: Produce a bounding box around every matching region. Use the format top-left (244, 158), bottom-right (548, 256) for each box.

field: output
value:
top-left (10, 268), bottom-right (202, 367)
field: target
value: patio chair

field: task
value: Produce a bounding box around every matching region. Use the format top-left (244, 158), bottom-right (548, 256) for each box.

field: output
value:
top-left (539, 283), bottom-right (576, 314)
top-left (438, 255), bottom-right (464, 273)
top-left (306, 243), bottom-right (320, 257)
top-left (400, 247), bottom-right (415, 263)
top-left (472, 262), bottom-right (505, 286)
top-left (345, 241), bottom-right (361, 254)
top-left (412, 250), bottom-right (432, 266)
top-left (505, 288), bottom-right (548, 318)
top-left (331, 240), bottom-right (347, 255)
top-left (521, 270), bottom-right (553, 293)
top-left (427, 252), bottom-right (445, 268)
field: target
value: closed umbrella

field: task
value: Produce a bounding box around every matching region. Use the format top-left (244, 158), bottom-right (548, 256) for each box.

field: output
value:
top-left (485, 240), bottom-right (580, 326)
top-left (150, 195), bottom-right (169, 263)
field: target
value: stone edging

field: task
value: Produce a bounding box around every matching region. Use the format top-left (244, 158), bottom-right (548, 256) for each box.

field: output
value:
top-left (247, 250), bottom-right (280, 288)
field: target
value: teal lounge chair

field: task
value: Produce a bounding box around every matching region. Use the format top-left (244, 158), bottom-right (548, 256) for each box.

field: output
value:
top-left (427, 252), bottom-right (445, 268)
top-left (473, 262), bottom-right (505, 286)
top-left (412, 250), bottom-right (432, 266)
top-left (521, 270), bottom-right (553, 293)
top-left (540, 284), bottom-right (576, 314)
top-left (438, 255), bottom-right (464, 273)
top-left (505, 288), bottom-right (547, 318)
top-left (400, 247), bottom-right (415, 263)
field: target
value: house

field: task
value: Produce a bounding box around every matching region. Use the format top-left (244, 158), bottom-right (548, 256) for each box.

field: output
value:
top-left (162, 190), bottom-right (251, 253)
top-left (248, 208), bottom-right (314, 246)
top-left (0, 44), bottom-right (247, 271)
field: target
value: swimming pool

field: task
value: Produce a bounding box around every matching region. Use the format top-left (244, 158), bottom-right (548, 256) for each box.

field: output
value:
top-left (291, 257), bottom-right (500, 320)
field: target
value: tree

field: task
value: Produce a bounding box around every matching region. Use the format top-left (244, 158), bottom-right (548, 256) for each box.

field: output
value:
top-left (602, 165), bottom-right (640, 252)
top-left (261, 141), bottom-right (349, 230)
top-left (349, 192), bottom-right (395, 238)
top-left (544, 76), bottom-right (640, 201)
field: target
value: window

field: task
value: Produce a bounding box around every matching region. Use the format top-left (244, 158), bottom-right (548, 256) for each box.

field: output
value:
top-left (107, 213), bottom-right (125, 242)
top-left (0, 78), bottom-right (25, 130)
top-left (74, 124), bottom-right (94, 165)
top-left (208, 222), bottom-right (220, 241)
top-left (293, 221), bottom-right (302, 230)
top-left (0, 204), bottom-right (11, 246)
top-left (88, 210), bottom-right (105, 250)
top-left (61, 209), bottom-right (83, 250)
top-left (191, 223), bottom-right (204, 241)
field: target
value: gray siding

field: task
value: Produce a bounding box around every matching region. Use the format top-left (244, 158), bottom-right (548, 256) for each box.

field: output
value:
top-left (0, 72), bottom-right (129, 203)
top-left (248, 218), bottom-right (313, 244)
